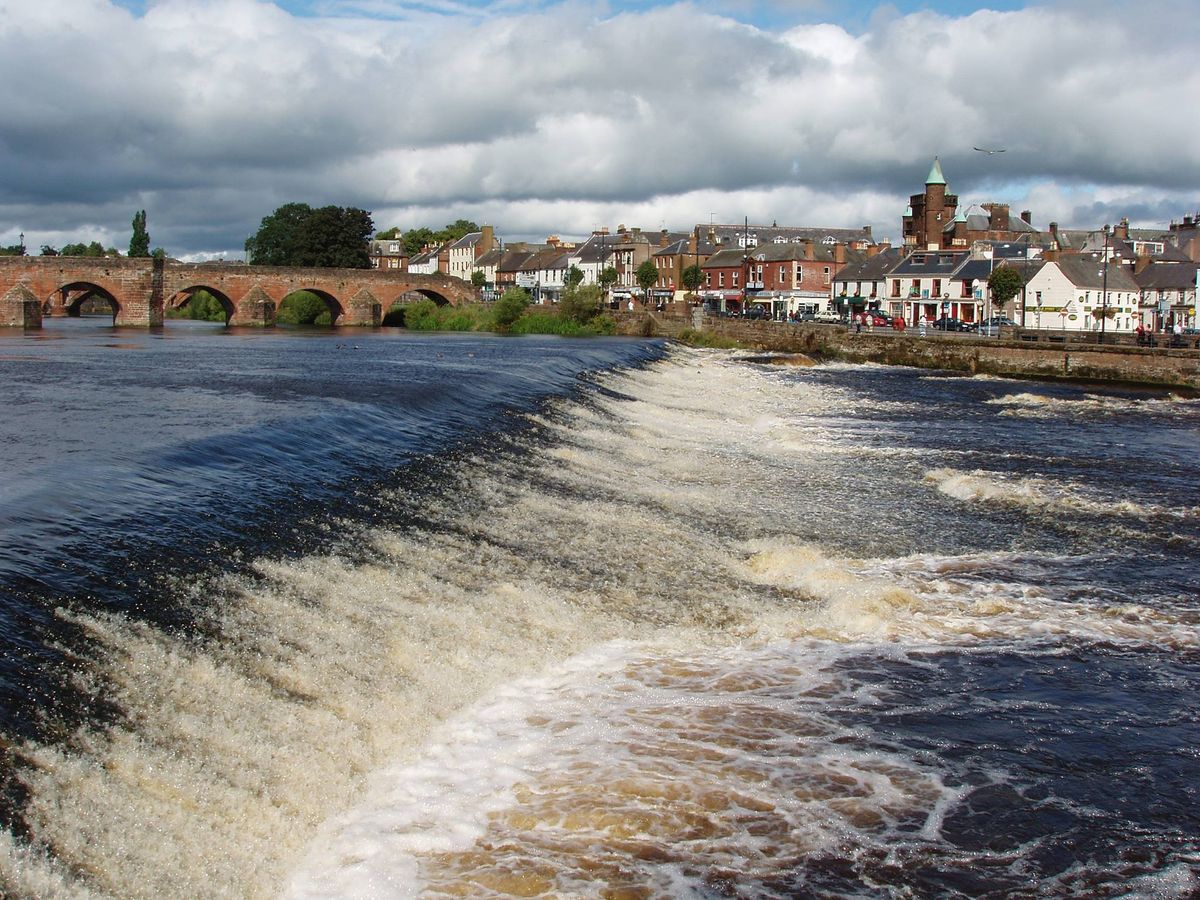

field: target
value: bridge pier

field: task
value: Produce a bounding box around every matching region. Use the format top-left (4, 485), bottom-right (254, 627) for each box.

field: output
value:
top-left (230, 286), bottom-right (277, 327)
top-left (342, 288), bottom-right (382, 327)
top-left (1, 284), bottom-right (42, 327)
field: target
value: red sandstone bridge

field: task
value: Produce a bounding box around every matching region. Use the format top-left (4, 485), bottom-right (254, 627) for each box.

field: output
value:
top-left (0, 256), bottom-right (476, 327)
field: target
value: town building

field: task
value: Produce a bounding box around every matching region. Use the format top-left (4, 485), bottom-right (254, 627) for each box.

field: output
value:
top-left (1020, 255), bottom-right (1141, 333)
top-left (447, 226), bottom-right (498, 282)
top-left (832, 246), bottom-right (904, 317)
top-left (1133, 259), bottom-right (1199, 331)
top-left (903, 157), bottom-right (1043, 250)
top-left (368, 237), bottom-right (407, 271)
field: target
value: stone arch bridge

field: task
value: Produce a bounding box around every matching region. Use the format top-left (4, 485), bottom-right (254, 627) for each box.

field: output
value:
top-left (0, 257), bottom-right (476, 327)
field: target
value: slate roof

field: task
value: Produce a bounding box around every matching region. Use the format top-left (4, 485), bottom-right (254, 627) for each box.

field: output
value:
top-left (1133, 261), bottom-right (1200, 290)
top-left (701, 224), bottom-right (874, 248)
top-left (890, 250), bottom-right (969, 276)
top-left (448, 231), bottom-right (483, 251)
top-left (1052, 255), bottom-right (1140, 291)
top-left (832, 247), bottom-right (906, 282)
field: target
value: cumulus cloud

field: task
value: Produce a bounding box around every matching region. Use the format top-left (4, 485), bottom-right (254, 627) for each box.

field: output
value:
top-left (0, 0), bottom-right (1196, 258)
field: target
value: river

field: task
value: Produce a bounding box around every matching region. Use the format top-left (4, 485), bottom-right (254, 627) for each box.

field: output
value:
top-left (1, 317), bottom-right (1198, 898)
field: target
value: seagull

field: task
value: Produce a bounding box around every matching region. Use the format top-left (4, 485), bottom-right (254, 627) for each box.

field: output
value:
top-left (973, 146), bottom-right (1006, 154)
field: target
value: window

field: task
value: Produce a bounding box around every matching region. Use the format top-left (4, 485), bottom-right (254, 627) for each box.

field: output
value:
top-left (705, 272), bottom-right (711, 287)
top-left (892, 280), bottom-right (901, 297)
top-left (933, 279), bottom-right (941, 297)
top-left (1035, 291), bottom-right (1042, 305)
top-left (732, 271), bottom-right (740, 286)
top-left (779, 265), bottom-right (786, 282)
top-left (719, 273), bottom-right (724, 287)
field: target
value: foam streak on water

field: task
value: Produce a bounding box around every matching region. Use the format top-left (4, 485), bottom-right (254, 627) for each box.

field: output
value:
top-left (3, 349), bottom-right (1199, 898)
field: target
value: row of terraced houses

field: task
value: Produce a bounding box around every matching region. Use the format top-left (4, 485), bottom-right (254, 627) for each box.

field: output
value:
top-left (370, 160), bottom-right (1200, 333)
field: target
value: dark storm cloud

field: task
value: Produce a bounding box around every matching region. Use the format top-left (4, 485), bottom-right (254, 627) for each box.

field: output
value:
top-left (1, 0), bottom-right (1196, 258)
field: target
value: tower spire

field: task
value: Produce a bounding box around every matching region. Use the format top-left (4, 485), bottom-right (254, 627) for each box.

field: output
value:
top-left (926, 156), bottom-right (947, 186)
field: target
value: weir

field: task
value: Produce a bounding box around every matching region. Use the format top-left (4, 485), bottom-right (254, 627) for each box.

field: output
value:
top-left (0, 256), bottom-right (475, 327)
top-left (618, 312), bottom-right (1200, 390)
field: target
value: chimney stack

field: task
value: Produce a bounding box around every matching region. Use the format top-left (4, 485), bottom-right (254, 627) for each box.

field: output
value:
top-left (804, 240), bottom-right (815, 260)
top-left (833, 243), bottom-right (846, 266)
top-left (1021, 210), bottom-right (1032, 225)
top-left (1115, 218), bottom-right (1129, 241)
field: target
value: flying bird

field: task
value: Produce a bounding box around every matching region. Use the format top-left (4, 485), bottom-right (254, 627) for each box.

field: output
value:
top-left (973, 146), bottom-right (1006, 154)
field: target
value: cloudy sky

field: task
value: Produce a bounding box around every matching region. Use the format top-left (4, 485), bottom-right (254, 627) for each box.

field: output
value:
top-left (2, 0), bottom-right (1197, 260)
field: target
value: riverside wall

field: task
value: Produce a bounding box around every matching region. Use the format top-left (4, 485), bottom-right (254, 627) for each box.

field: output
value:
top-left (616, 313), bottom-right (1200, 390)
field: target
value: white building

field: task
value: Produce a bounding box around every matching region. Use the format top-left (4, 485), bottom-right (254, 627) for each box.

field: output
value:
top-left (1021, 256), bottom-right (1141, 333)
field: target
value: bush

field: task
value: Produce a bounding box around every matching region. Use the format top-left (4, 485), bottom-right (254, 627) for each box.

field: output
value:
top-left (391, 300), bottom-right (491, 331)
top-left (559, 284), bottom-right (602, 325)
top-left (492, 288), bottom-right (531, 331)
top-left (278, 291), bottom-right (333, 325)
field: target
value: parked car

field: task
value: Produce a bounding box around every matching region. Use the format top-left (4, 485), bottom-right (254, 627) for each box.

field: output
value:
top-left (854, 310), bottom-right (892, 327)
top-left (814, 310), bottom-right (844, 324)
top-left (976, 315), bottom-right (1017, 337)
top-left (933, 316), bottom-right (969, 332)
top-left (741, 305), bottom-right (770, 320)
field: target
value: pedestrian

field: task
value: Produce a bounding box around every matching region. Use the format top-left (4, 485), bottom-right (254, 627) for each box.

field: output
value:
top-left (1135, 323), bottom-right (1145, 345)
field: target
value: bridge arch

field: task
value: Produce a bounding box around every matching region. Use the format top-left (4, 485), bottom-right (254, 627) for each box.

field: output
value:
top-left (168, 285), bottom-right (236, 324)
top-left (278, 288), bottom-right (344, 326)
top-left (49, 281), bottom-right (121, 322)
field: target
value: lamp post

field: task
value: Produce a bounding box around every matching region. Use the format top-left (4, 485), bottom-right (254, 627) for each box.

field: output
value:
top-left (1100, 225), bottom-right (1110, 344)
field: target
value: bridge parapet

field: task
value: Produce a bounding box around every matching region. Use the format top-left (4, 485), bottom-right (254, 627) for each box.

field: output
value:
top-left (0, 256), bottom-right (476, 327)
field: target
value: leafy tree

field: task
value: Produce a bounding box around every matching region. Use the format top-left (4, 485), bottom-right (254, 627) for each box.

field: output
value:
top-left (277, 291), bottom-right (333, 325)
top-left (559, 284), bottom-right (602, 325)
top-left (599, 266), bottom-right (618, 292)
top-left (682, 264), bottom-right (703, 292)
top-left (245, 203), bottom-right (374, 268)
top-left (988, 266), bottom-right (1024, 309)
top-left (635, 259), bottom-right (659, 300)
top-left (565, 265), bottom-right (585, 290)
top-left (471, 270), bottom-right (486, 289)
top-left (0, 244), bottom-right (26, 256)
top-left (402, 226), bottom-right (436, 257)
top-left (375, 226), bottom-right (402, 240)
top-left (129, 209), bottom-right (151, 258)
top-left (439, 219), bottom-right (479, 244)
top-left (60, 241), bottom-right (109, 257)
top-left (492, 287), bottom-right (530, 331)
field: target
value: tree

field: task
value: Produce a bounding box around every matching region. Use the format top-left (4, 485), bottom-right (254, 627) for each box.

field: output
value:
top-left (682, 264), bottom-right (703, 293)
top-left (565, 265), bottom-right (585, 290)
top-left (599, 266), bottom-right (618, 292)
top-left (635, 259), bottom-right (659, 303)
top-left (375, 226), bottom-right (402, 240)
top-left (471, 270), bottom-right (486, 289)
top-left (988, 265), bottom-right (1024, 312)
top-left (492, 287), bottom-right (530, 331)
top-left (559, 284), bottom-right (602, 325)
top-left (402, 226), bottom-right (435, 257)
top-left (245, 203), bottom-right (374, 268)
top-left (60, 241), bottom-right (108, 257)
top-left (439, 219), bottom-right (479, 244)
top-left (129, 209), bottom-right (151, 258)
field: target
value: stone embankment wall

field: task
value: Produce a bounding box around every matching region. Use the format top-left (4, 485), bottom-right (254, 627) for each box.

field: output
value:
top-left (615, 313), bottom-right (1200, 390)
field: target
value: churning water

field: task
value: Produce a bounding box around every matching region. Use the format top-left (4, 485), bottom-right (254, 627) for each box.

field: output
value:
top-left (1, 319), bottom-right (1197, 898)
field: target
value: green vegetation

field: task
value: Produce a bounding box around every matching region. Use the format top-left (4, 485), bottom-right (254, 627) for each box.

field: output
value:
top-left (374, 219), bottom-right (481, 257)
top-left (599, 266), bottom-right (618, 292)
top-left (166, 290), bottom-right (228, 322)
top-left (388, 286), bottom-right (616, 337)
top-left (50, 241), bottom-right (119, 257)
top-left (129, 209), bottom-right (151, 258)
top-left (988, 265), bottom-right (1024, 307)
top-left (682, 264), bottom-right (703, 292)
top-left (277, 291), bottom-right (333, 325)
top-left (635, 259), bottom-right (659, 298)
top-left (245, 202), bottom-right (374, 268)
top-left (676, 328), bottom-right (744, 349)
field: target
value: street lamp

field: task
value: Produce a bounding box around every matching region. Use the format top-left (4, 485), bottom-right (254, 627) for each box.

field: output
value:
top-left (1100, 225), bottom-right (1110, 344)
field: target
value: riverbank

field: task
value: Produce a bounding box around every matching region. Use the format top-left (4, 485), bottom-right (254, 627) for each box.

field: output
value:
top-left (618, 313), bottom-right (1200, 390)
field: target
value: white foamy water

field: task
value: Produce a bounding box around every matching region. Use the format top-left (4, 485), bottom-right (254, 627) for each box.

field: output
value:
top-left (4, 350), bottom-right (1198, 898)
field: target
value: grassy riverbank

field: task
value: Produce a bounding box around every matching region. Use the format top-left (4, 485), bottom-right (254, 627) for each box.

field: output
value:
top-left (392, 288), bottom-right (617, 337)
